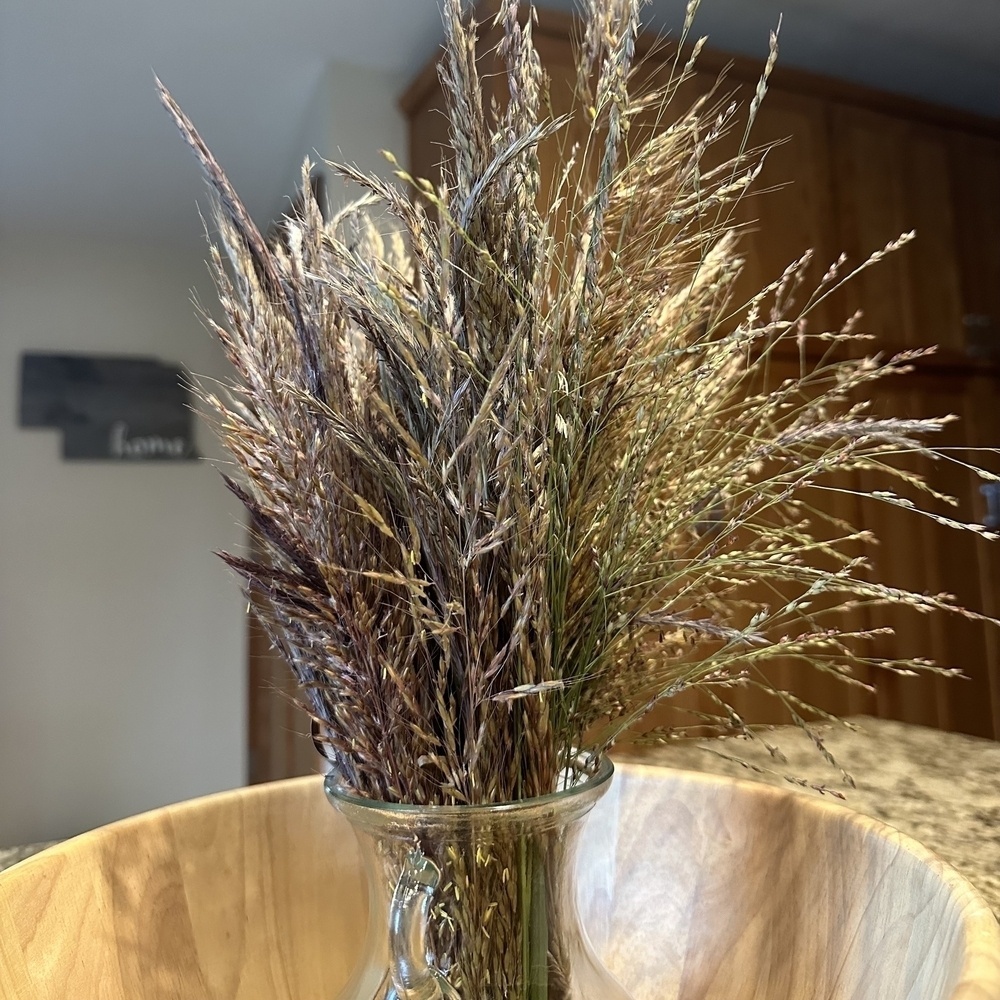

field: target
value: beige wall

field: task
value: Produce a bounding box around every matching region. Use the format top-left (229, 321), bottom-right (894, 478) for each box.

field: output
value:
top-left (0, 232), bottom-right (246, 845)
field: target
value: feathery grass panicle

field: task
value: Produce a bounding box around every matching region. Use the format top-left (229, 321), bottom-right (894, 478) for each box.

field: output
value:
top-left (161, 0), bottom-right (997, 806)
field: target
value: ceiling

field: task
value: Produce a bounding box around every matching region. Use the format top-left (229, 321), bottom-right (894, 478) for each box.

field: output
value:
top-left (2, 0), bottom-right (998, 249)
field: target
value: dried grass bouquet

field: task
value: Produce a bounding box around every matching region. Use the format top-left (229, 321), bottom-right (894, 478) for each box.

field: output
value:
top-left (161, 0), bottom-right (997, 808)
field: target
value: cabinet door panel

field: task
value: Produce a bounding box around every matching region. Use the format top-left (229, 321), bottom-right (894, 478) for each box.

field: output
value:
top-left (730, 89), bottom-right (843, 333)
top-left (904, 128), bottom-right (965, 354)
top-left (830, 108), bottom-right (914, 349)
top-left (949, 134), bottom-right (1000, 362)
top-left (831, 108), bottom-right (965, 356)
top-left (857, 373), bottom-right (1000, 738)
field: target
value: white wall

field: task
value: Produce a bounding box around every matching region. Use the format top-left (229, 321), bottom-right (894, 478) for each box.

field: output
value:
top-left (0, 232), bottom-right (247, 846)
top-left (280, 59), bottom-right (409, 217)
top-left (0, 58), bottom-right (408, 848)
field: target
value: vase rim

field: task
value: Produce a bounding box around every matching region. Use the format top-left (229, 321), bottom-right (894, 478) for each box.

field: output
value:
top-left (324, 754), bottom-right (614, 819)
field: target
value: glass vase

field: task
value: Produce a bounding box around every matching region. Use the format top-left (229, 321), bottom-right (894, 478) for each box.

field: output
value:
top-left (324, 757), bottom-right (632, 1000)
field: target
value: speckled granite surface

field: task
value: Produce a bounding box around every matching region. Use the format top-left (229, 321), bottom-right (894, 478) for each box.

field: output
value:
top-left (618, 715), bottom-right (1000, 916)
top-left (3, 717), bottom-right (997, 917)
top-left (0, 841), bottom-right (58, 872)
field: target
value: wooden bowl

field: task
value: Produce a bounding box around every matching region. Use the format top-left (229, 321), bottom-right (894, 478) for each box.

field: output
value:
top-left (1, 763), bottom-right (997, 999)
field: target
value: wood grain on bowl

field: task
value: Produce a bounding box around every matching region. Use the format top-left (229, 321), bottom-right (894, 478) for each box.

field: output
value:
top-left (1, 766), bottom-right (998, 999)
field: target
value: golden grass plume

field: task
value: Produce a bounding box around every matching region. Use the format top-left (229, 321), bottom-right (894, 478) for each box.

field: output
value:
top-left (160, 0), bottom-right (998, 805)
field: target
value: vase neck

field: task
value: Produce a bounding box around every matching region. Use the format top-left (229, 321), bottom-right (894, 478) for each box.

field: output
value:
top-left (325, 761), bottom-right (632, 1000)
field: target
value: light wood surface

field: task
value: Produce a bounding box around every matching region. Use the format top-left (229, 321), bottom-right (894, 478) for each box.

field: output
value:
top-left (1, 766), bottom-right (997, 999)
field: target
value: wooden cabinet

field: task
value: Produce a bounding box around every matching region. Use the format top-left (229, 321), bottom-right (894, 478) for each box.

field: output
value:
top-left (730, 88), bottom-right (842, 324)
top-left (853, 371), bottom-right (1000, 737)
top-left (949, 134), bottom-right (1000, 360)
top-left (402, 6), bottom-right (1000, 740)
top-left (248, 617), bottom-right (318, 784)
top-left (827, 108), bottom-right (963, 355)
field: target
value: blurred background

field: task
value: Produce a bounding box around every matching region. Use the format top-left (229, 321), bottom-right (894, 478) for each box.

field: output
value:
top-left (1, 0), bottom-right (998, 848)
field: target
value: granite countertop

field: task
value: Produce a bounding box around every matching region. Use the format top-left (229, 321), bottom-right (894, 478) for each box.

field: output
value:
top-left (3, 717), bottom-right (997, 916)
top-left (0, 841), bottom-right (58, 871)
top-left (618, 715), bottom-right (1000, 916)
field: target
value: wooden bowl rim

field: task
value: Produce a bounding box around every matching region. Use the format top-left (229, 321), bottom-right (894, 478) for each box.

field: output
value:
top-left (3, 766), bottom-right (998, 997)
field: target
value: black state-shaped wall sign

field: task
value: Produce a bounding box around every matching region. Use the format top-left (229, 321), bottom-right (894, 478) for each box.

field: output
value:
top-left (19, 352), bottom-right (199, 461)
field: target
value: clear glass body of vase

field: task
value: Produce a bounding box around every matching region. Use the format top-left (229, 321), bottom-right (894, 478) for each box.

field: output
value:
top-left (324, 757), bottom-right (632, 1000)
